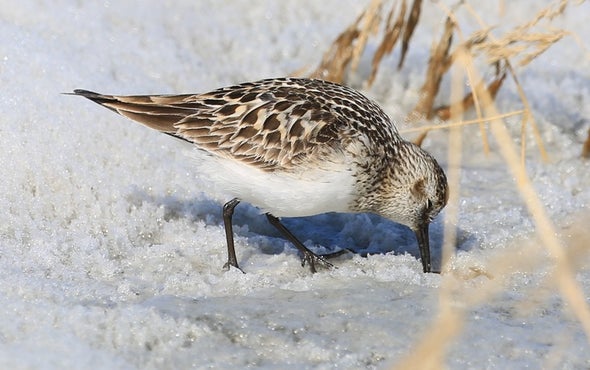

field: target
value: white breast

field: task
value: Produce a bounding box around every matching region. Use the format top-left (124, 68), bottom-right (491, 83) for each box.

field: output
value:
top-left (187, 147), bottom-right (358, 217)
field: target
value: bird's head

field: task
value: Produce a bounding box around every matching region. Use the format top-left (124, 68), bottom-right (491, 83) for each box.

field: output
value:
top-left (375, 142), bottom-right (448, 273)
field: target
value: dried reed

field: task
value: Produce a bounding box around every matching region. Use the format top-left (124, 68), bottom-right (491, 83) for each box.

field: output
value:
top-left (305, 0), bottom-right (589, 367)
top-left (306, 0), bottom-right (579, 159)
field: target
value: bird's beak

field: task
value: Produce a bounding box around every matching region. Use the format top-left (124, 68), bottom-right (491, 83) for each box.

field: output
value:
top-left (414, 223), bottom-right (431, 273)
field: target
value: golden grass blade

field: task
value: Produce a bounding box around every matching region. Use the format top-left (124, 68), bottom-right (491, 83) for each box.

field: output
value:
top-left (394, 50), bottom-right (469, 370)
top-left (409, 16), bottom-right (454, 121)
top-left (310, 0), bottom-right (423, 87)
top-left (309, 0), bottom-right (573, 161)
top-left (464, 0), bottom-right (569, 163)
top-left (443, 26), bottom-right (493, 154)
top-left (392, 306), bottom-right (464, 369)
top-left (583, 128), bottom-right (590, 158)
top-left (468, 56), bottom-right (590, 343)
top-left (393, 211), bottom-right (590, 368)
top-left (367, 0), bottom-right (407, 87)
top-left (308, 11), bottom-right (363, 82)
top-left (400, 110), bottom-right (525, 134)
top-left (432, 69), bottom-right (506, 121)
top-left (350, 0), bottom-right (383, 72)
top-left (388, 2), bottom-right (587, 368)
top-left (412, 129), bottom-right (428, 146)
top-left (398, 0), bottom-right (423, 69)
top-left (308, 0), bottom-right (384, 83)
top-left (434, 62), bottom-right (506, 155)
top-left (473, 30), bottom-right (569, 66)
top-left (441, 47), bottom-right (466, 274)
top-left (394, 48), bottom-right (590, 370)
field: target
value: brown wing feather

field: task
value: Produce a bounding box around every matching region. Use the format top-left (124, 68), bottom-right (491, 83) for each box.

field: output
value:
top-left (74, 80), bottom-right (346, 171)
top-left (73, 89), bottom-right (201, 133)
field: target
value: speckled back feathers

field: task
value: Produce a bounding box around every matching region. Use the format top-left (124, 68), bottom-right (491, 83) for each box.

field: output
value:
top-left (74, 78), bottom-right (402, 172)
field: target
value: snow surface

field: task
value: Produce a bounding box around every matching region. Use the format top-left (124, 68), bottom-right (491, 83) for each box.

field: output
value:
top-left (1, 0), bottom-right (589, 369)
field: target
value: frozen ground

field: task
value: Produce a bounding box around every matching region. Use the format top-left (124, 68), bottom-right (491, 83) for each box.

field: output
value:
top-left (1, 0), bottom-right (590, 369)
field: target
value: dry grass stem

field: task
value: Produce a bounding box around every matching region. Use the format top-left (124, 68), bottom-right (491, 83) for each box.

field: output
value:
top-left (368, 1), bottom-right (407, 86)
top-left (398, 0), bottom-right (422, 69)
top-left (308, 0), bottom-right (385, 83)
top-left (309, 0), bottom-right (568, 161)
top-left (472, 30), bottom-right (569, 67)
top-left (504, 61), bottom-right (550, 164)
top-left (393, 306), bottom-right (464, 369)
top-left (400, 109), bottom-right (525, 134)
top-left (308, 13), bottom-right (362, 82)
top-left (309, 0), bottom-right (572, 149)
top-left (394, 47), bottom-right (470, 370)
top-left (412, 129), bottom-right (428, 146)
top-left (468, 53), bottom-right (590, 342)
top-left (583, 128), bottom-right (590, 158)
top-left (309, 0), bottom-right (425, 85)
top-left (432, 67), bottom-right (506, 121)
top-left (409, 16), bottom-right (454, 121)
top-left (409, 0), bottom-right (566, 159)
top-left (391, 2), bottom-right (587, 366)
top-left (350, 0), bottom-right (383, 72)
top-left (517, 0), bottom-right (569, 29)
top-left (464, 1), bottom-right (553, 162)
top-left (394, 214), bottom-right (590, 369)
top-left (309, 2), bottom-right (587, 363)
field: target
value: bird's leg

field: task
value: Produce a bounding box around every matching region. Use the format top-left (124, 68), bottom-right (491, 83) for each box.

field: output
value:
top-left (265, 214), bottom-right (334, 273)
top-left (222, 198), bottom-right (244, 273)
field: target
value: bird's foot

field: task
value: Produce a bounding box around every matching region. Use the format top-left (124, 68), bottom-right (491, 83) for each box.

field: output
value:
top-left (300, 250), bottom-right (342, 273)
top-left (223, 261), bottom-right (245, 274)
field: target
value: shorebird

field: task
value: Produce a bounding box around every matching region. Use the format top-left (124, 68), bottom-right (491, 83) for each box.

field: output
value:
top-left (72, 77), bottom-right (448, 273)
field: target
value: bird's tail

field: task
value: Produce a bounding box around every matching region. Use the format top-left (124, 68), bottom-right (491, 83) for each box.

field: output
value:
top-left (70, 89), bottom-right (194, 134)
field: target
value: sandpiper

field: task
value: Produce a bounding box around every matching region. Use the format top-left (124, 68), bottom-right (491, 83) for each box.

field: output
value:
top-left (73, 77), bottom-right (448, 273)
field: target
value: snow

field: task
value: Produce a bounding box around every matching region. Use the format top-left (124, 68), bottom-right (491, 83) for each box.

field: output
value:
top-left (1, 0), bottom-right (589, 369)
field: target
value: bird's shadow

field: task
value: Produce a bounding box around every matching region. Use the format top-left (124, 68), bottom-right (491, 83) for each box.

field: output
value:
top-left (128, 188), bottom-right (479, 272)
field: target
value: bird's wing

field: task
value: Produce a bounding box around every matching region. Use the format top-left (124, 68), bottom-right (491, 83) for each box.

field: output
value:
top-left (73, 79), bottom-right (349, 172)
